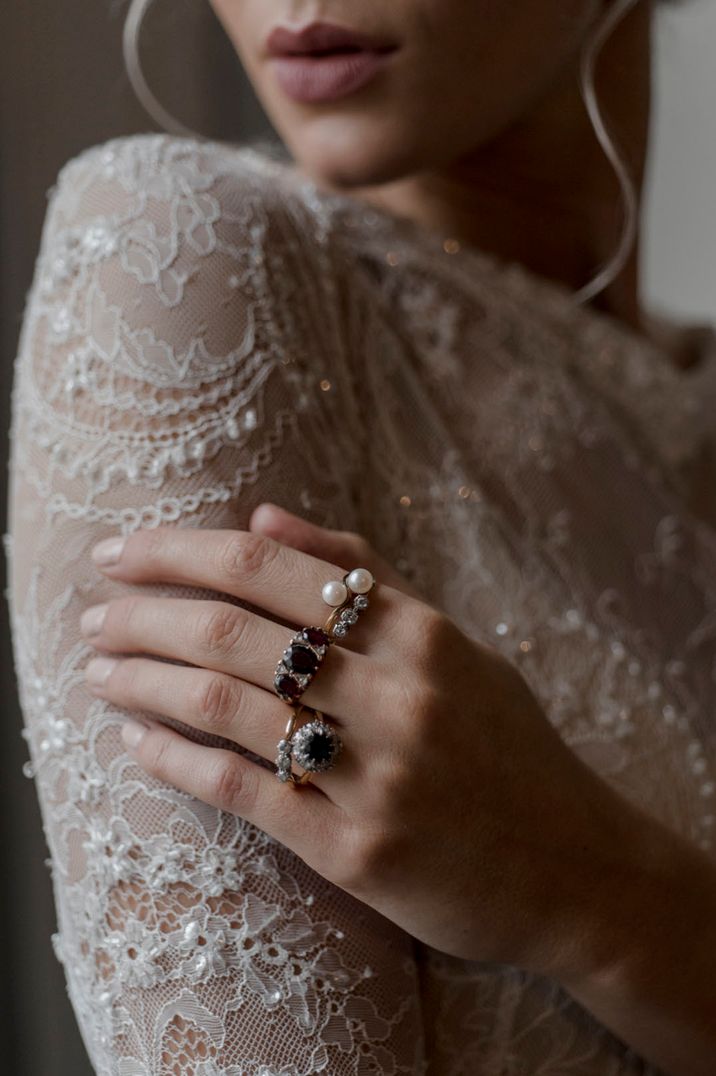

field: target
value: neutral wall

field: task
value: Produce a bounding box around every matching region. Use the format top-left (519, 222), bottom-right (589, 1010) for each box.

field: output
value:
top-left (1, 3), bottom-right (714, 1073)
top-left (644, 0), bottom-right (716, 318)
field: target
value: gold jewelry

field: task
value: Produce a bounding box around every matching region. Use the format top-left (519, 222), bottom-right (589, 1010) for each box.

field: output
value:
top-left (275, 704), bottom-right (340, 787)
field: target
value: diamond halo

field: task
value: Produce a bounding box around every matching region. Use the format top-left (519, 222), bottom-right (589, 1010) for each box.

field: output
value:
top-left (291, 718), bottom-right (343, 773)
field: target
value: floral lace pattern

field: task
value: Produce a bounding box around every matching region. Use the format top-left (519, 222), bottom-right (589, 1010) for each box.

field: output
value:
top-left (5, 132), bottom-right (716, 1074)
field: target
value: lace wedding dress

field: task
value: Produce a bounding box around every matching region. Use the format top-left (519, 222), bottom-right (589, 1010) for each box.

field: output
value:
top-left (6, 132), bottom-right (716, 1075)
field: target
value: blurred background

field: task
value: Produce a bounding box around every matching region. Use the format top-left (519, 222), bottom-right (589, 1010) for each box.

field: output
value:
top-left (1, 0), bottom-right (715, 1071)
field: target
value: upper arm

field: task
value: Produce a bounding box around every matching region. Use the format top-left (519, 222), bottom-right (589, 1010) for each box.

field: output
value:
top-left (6, 134), bottom-right (423, 1075)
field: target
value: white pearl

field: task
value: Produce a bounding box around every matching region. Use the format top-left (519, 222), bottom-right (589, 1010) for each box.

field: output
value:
top-left (346, 568), bottom-right (374, 595)
top-left (322, 580), bottom-right (348, 607)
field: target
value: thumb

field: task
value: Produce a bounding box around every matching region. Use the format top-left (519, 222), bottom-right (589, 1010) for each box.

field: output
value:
top-left (248, 503), bottom-right (421, 599)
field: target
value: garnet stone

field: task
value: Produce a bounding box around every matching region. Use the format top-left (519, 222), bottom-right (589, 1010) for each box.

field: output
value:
top-left (302, 627), bottom-right (330, 648)
top-left (285, 644), bottom-right (320, 675)
top-left (275, 673), bottom-right (302, 701)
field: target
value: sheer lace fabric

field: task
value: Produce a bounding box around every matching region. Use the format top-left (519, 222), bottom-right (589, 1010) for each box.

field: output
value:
top-left (5, 132), bottom-right (716, 1075)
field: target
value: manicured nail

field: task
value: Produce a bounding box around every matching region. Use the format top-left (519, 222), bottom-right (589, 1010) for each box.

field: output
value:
top-left (85, 656), bottom-right (118, 687)
top-left (92, 536), bottom-right (125, 567)
top-left (80, 603), bottom-right (108, 636)
top-left (121, 718), bottom-right (147, 750)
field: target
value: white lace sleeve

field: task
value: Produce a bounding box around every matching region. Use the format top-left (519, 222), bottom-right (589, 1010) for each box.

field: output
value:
top-left (5, 134), bottom-right (425, 1076)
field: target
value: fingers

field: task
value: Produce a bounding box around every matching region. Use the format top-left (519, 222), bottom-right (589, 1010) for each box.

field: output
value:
top-left (90, 526), bottom-right (411, 651)
top-left (88, 653), bottom-right (287, 756)
top-left (249, 504), bottom-right (422, 598)
top-left (80, 594), bottom-right (384, 727)
top-left (85, 654), bottom-right (367, 797)
top-left (118, 715), bottom-right (347, 869)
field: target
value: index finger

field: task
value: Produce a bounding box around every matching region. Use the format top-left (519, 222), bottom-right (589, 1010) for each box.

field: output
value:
top-left (90, 526), bottom-right (411, 645)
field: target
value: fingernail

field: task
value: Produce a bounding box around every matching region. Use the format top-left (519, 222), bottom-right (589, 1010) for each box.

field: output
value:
top-left (85, 656), bottom-right (118, 686)
top-left (121, 718), bottom-right (147, 749)
top-left (92, 536), bottom-right (125, 567)
top-left (80, 603), bottom-right (108, 636)
top-left (250, 504), bottom-right (277, 529)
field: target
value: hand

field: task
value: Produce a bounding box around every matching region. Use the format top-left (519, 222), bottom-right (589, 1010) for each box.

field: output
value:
top-left (79, 503), bottom-right (641, 981)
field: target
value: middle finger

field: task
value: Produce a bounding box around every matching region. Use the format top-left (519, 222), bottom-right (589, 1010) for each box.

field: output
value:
top-left (80, 594), bottom-right (381, 725)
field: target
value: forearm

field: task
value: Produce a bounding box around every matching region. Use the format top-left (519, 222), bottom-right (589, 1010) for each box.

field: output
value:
top-left (561, 792), bottom-right (716, 1075)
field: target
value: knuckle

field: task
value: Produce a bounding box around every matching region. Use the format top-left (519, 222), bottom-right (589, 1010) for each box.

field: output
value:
top-left (138, 527), bottom-right (167, 571)
top-left (194, 673), bottom-right (240, 733)
top-left (417, 604), bottom-right (447, 645)
top-left (211, 756), bottom-right (256, 815)
top-left (144, 730), bottom-right (172, 778)
top-left (410, 683), bottom-right (444, 730)
top-left (337, 529), bottom-right (371, 557)
top-left (113, 594), bottom-right (144, 635)
top-left (386, 674), bottom-right (436, 734)
top-left (201, 604), bottom-right (249, 656)
top-left (412, 606), bottom-right (454, 666)
top-left (217, 532), bottom-right (278, 584)
top-left (340, 824), bottom-right (394, 891)
top-left (111, 656), bottom-right (137, 689)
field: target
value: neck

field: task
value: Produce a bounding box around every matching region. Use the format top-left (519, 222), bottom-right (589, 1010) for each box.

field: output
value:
top-left (352, 2), bottom-right (653, 334)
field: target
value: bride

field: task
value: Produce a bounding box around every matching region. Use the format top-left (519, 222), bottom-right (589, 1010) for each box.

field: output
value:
top-left (6, 0), bottom-right (716, 1072)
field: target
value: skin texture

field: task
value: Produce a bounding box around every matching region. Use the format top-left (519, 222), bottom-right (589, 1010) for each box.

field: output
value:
top-left (81, 510), bottom-right (716, 1075)
top-left (209, 0), bottom-right (659, 333)
top-left (78, 3), bottom-right (716, 1072)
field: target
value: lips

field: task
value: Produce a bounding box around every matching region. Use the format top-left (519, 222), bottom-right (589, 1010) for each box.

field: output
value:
top-left (265, 21), bottom-right (398, 104)
top-left (265, 22), bottom-right (397, 58)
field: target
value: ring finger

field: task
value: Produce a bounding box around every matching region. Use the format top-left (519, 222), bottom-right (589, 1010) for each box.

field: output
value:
top-left (80, 594), bottom-right (383, 727)
top-left (85, 654), bottom-right (366, 793)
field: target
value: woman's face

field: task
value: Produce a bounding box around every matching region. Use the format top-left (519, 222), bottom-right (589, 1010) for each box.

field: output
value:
top-left (209, 1), bottom-right (601, 189)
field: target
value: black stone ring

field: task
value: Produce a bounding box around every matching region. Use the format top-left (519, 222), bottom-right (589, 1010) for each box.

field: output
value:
top-left (275, 704), bottom-right (343, 785)
top-left (273, 625), bottom-right (332, 705)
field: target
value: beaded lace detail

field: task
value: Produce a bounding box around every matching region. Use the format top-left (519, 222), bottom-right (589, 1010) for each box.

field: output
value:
top-left (5, 132), bottom-right (716, 1075)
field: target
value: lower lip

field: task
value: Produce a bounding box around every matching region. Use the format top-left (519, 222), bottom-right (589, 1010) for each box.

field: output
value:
top-left (269, 49), bottom-right (395, 103)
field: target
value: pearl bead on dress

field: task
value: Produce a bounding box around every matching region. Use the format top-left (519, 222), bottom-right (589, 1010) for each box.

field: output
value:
top-left (346, 568), bottom-right (374, 594)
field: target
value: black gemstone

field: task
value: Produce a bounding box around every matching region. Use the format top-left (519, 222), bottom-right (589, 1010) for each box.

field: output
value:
top-left (285, 645), bottom-right (320, 675)
top-left (305, 731), bottom-right (334, 764)
top-left (276, 673), bottom-right (302, 700)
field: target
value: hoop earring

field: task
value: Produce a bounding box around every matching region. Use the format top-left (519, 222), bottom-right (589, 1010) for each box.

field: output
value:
top-left (124, 0), bottom-right (643, 306)
top-left (572, 0), bottom-right (644, 306)
top-left (123, 0), bottom-right (209, 140)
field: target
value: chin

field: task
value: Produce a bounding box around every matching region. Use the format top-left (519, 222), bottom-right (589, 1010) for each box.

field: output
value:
top-left (280, 113), bottom-right (428, 191)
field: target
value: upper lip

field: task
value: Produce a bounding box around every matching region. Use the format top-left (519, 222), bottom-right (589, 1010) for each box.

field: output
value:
top-left (265, 21), bottom-right (397, 57)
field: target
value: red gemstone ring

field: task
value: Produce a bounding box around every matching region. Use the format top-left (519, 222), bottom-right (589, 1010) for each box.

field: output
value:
top-left (273, 625), bottom-right (332, 704)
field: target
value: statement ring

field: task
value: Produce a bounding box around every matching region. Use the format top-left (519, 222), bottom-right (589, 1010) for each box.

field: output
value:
top-left (275, 705), bottom-right (343, 786)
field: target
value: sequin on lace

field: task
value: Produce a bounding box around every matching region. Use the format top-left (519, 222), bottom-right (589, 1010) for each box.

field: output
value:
top-left (6, 132), bottom-right (716, 1075)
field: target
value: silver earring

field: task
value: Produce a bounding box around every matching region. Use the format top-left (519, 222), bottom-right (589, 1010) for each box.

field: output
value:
top-left (124, 0), bottom-right (643, 305)
top-left (123, 0), bottom-right (209, 141)
top-left (573, 0), bottom-right (644, 306)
